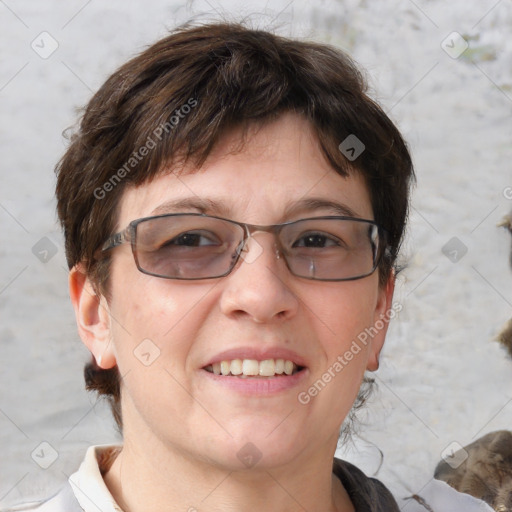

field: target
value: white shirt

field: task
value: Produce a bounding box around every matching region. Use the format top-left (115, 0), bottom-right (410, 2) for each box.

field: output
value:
top-left (2, 445), bottom-right (494, 512)
top-left (399, 480), bottom-right (494, 512)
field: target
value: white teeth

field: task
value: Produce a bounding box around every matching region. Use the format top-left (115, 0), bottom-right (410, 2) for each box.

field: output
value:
top-left (206, 358), bottom-right (300, 377)
top-left (220, 361), bottom-right (231, 376)
top-left (242, 359), bottom-right (260, 376)
top-left (230, 359), bottom-right (243, 375)
top-left (259, 359), bottom-right (275, 377)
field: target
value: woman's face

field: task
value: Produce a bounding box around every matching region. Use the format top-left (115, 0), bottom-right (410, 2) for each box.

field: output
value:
top-left (90, 112), bottom-right (393, 469)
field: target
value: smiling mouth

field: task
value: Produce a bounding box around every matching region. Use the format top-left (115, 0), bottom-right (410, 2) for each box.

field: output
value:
top-left (203, 358), bottom-right (304, 377)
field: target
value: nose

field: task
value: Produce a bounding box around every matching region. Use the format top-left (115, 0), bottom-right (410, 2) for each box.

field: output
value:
top-left (219, 233), bottom-right (300, 323)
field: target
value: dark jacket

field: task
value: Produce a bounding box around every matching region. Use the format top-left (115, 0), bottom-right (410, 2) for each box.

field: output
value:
top-left (333, 458), bottom-right (399, 511)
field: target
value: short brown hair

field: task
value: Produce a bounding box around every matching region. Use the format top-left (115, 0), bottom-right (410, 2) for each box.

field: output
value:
top-left (55, 21), bottom-right (414, 434)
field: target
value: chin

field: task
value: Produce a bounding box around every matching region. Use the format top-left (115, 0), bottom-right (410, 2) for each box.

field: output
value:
top-left (199, 424), bottom-right (308, 472)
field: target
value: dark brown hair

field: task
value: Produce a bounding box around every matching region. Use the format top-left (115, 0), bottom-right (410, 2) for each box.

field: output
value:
top-left (55, 21), bottom-right (414, 434)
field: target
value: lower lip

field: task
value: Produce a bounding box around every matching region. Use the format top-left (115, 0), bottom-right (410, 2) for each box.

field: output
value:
top-left (200, 368), bottom-right (308, 395)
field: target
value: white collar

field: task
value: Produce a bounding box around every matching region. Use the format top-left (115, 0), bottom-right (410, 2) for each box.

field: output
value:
top-left (68, 445), bottom-right (123, 512)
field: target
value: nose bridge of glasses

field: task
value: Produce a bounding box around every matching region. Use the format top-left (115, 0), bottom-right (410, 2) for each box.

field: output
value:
top-left (240, 222), bottom-right (283, 259)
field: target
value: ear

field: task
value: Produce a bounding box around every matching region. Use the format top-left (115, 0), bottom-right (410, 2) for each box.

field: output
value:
top-left (366, 271), bottom-right (396, 371)
top-left (69, 264), bottom-right (117, 369)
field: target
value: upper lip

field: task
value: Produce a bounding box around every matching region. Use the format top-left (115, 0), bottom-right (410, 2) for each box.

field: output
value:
top-left (202, 347), bottom-right (308, 368)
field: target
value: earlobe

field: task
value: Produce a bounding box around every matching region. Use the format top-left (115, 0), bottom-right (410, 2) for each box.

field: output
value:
top-left (69, 264), bottom-right (117, 369)
top-left (366, 271), bottom-right (396, 371)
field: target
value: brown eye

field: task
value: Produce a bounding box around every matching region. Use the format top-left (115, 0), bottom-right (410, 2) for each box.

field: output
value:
top-left (292, 232), bottom-right (344, 249)
top-left (158, 230), bottom-right (221, 249)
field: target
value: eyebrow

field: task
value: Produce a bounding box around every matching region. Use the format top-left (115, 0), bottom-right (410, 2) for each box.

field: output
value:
top-left (150, 197), bottom-right (231, 217)
top-left (284, 197), bottom-right (360, 219)
top-left (149, 196), bottom-right (362, 220)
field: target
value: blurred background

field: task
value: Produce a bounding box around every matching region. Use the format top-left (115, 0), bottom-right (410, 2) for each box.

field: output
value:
top-left (1, 0), bottom-right (511, 507)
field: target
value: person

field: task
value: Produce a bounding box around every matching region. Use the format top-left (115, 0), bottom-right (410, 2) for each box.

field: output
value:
top-left (7, 20), bottom-right (493, 512)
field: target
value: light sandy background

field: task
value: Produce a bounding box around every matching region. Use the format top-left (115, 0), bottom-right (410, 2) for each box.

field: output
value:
top-left (1, 0), bottom-right (512, 507)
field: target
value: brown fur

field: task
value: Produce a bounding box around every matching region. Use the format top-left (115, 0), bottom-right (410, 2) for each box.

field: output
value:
top-left (497, 212), bottom-right (512, 357)
top-left (499, 319), bottom-right (512, 358)
top-left (435, 430), bottom-right (512, 511)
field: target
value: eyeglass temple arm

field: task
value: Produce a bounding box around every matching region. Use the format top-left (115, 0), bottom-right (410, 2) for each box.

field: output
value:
top-left (93, 227), bottom-right (132, 260)
top-left (103, 227), bottom-right (132, 251)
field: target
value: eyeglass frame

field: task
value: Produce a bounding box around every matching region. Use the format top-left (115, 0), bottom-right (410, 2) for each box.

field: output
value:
top-left (94, 212), bottom-right (389, 282)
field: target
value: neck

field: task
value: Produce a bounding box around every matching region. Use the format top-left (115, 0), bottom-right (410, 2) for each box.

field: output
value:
top-left (103, 435), bottom-right (354, 512)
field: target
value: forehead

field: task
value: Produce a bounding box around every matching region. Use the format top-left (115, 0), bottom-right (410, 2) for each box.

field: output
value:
top-left (117, 112), bottom-right (373, 226)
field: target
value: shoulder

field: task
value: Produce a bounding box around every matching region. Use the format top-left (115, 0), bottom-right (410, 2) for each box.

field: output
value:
top-left (0, 483), bottom-right (82, 512)
top-left (1, 444), bottom-right (123, 512)
top-left (333, 457), bottom-right (400, 512)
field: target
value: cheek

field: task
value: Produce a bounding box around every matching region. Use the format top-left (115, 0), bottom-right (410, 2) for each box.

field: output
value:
top-left (313, 283), bottom-right (379, 352)
top-left (108, 273), bottom-right (214, 371)
top-left (301, 287), bottom-right (379, 420)
top-left (106, 281), bottom-right (210, 425)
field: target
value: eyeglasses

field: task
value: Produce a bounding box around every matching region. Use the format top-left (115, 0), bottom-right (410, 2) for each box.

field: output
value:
top-left (95, 213), bottom-right (388, 281)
